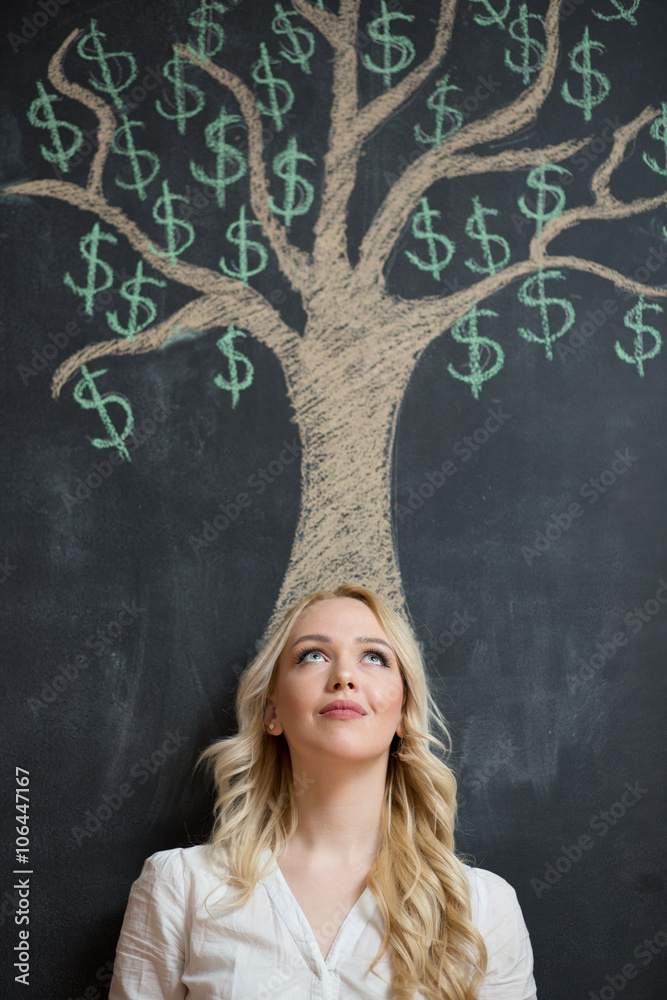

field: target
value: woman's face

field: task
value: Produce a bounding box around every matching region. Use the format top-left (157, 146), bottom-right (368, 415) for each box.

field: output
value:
top-left (266, 597), bottom-right (405, 768)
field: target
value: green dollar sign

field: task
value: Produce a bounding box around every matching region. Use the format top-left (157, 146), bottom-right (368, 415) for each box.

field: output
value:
top-left (106, 260), bottom-right (166, 340)
top-left (112, 114), bottom-right (160, 201)
top-left (561, 26), bottom-right (611, 122)
top-left (469, 0), bottom-right (510, 27)
top-left (271, 2), bottom-right (315, 74)
top-left (251, 42), bottom-right (294, 133)
top-left (150, 179), bottom-right (196, 265)
top-left (214, 326), bottom-right (255, 408)
top-left (414, 75), bottom-right (462, 147)
top-left (219, 204), bottom-right (269, 288)
top-left (517, 269), bottom-right (575, 360)
top-left (642, 102), bottom-right (667, 179)
top-left (77, 19), bottom-right (137, 112)
top-left (504, 3), bottom-right (545, 86)
top-left (448, 304), bottom-right (505, 400)
top-left (27, 80), bottom-right (84, 174)
top-left (269, 136), bottom-right (315, 227)
top-left (518, 160), bottom-right (572, 236)
top-left (188, 0), bottom-right (227, 60)
top-left (615, 296), bottom-right (662, 377)
top-left (362, 0), bottom-right (415, 89)
top-left (593, 0), bottom-right (641, 25)
top-left (156, 48), bottom-right (205, 136)
top-left (63, 222), bottom-right (118, 316)
top-left (465, 196), bottom-right (511, 276)
top-left (190, 106), bottom-right (246, 209)
top-left (405, 197), bottom-right (455, 282)
top-left (73, 365), bottom-right (135, 461)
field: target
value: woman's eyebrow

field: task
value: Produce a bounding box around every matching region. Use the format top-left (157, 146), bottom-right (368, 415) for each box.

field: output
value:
top-left (356, 636), bottom-right (393, 648)
top-left (289, 633), bottom-right (331, 649)
top-left (289, 634), bottom-right (394, 650)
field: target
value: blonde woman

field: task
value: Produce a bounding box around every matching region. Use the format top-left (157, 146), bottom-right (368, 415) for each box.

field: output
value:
top-left (109, 583), bottom-right (537, 999)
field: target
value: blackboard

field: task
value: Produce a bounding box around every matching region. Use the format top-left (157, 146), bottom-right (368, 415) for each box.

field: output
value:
top-left (1, 0), bottom-right (666, 997)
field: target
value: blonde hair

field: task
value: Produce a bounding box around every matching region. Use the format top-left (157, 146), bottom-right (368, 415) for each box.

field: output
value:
top-left (199, 583), bottom-right (487, 1000)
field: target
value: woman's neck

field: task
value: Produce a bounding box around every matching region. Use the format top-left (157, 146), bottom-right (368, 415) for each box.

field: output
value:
top-left (284, 753), bottom-right (388, 864)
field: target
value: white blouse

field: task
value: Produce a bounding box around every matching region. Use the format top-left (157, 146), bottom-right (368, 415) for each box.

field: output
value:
top-left (109, 844), bottom-right (537, 1000)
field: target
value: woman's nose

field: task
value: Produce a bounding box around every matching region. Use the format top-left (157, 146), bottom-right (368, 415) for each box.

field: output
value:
top-left (327, 657), bottom-right (358, 689)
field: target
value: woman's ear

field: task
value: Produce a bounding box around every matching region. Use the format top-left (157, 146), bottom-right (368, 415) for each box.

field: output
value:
top-left (264, 699), bottom-right (283, 735)
top-left (396, 717), bottom-right (405, 739)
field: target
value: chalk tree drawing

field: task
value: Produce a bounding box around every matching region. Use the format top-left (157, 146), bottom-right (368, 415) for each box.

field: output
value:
top-left (8, 0), bottom-right (667, 619)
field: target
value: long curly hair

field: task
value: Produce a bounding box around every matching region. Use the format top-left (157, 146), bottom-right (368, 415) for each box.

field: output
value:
top-left (199, 583), bottom-right (487, 1000)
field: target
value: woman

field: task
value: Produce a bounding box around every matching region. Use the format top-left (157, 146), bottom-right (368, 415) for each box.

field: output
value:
top-left (109, 583), bottom-right (537, 999)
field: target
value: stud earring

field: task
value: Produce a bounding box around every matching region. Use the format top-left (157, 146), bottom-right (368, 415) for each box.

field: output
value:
top-left (268, 723), bottom-right (275, 731)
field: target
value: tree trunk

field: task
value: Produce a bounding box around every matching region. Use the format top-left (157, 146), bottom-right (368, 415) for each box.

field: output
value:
top-left (269, 318), bottom-right (412, 626)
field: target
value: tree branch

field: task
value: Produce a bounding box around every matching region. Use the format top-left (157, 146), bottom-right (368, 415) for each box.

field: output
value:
top-left (533, 193), bottom-right (667, 260)
top-left (51, 285), bottom-right (302, 398)
top-left (404, 248), bottom-right (667, 363)
top-left (393, 101), bottom-right (667, 353)
top-left (354, 0), bottom-right (458, 143)
top-left (51, 295), bottom-right (220, 397)
top-left (47, 28), bottom-right (116, 197)
top-left (178, 44), bottom-right (313, 298)
top-left (544, 256), bottom-right (667, 298)
top-left (445, 0), bottom-right (563, 154)
top-left (355, 136), bottom-right (590, 288)
top-left (591, 105), bottom-right (656, 199)
top-left (356, 0), bottom-right (568, 284)
top-left (291, 0), bottom-right (340, 43)
top-left (308, 0), bottom-right (456, 287)
top-left (13, 29), bottom-right (304, 400)
top-left (591, 105), bottom-right (659, 199)
top-left (298, 0), bottom-right (361, 283)
top-left (536, 106), bottom-right (667, 253)
top-left (5, 178), bottom-right (246, 296)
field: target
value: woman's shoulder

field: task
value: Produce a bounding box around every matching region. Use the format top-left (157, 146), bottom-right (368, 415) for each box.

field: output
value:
top-left (464, 864), bottom-right (519, 897)
top-left (462, 865), bottom-right (537, 997)
top-left (136, 843), bottom-right (229, 885)
top-left (462, 865), bottom-right (526, 928)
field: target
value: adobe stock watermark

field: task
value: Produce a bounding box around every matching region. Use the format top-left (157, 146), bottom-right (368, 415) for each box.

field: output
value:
top-left (557, 240), bottom-right (667, 366)
top-left (245, 896), bottom-right (366, 998)
top-left (60, 400), bottom-right (180, 511)
top-left (0, 890), bottom-right (20, 930)
top-left (556, 297), bottom-right (618, 364)
top-left (396, 404), bottom-right (511, 523)
top-left (530, 780), bottom-right (648, 898)
top-left (189, 437), bottom-right (301, 554)
top-left (71, 730), bottom-right (188, 846)
top-left (558, 0), bottom-right (587, 19)
top-left (457, 736), bottom-right (519, 810)
top-left (512, 118), bottom-right (627, 240)
top-left (422, 609), bottom-right (478, 667)
top-left (26, 598), bottom-right (145, 717)
top-left (587, 922), bottom-right (667, 1000)
top-left (386, 73), bottom-right (502, 189)
top-left (7, 0), bottom-right (72, 54)
top-left (521, 448), bottom-right (638, 566)
top-left (64, 959), bottom-right (114, 1000)
top-left (292, 769), bottom-right (316, 798)
top-left (48, 65), bottom-right (166, 181)
top-left (16, 256), bottom-right (164, 385)
top-left (0, 556), bottom-right (18, 584)
top-left (567, 578), bottom-right (667, 694)
top-left (570, 116), bottom-right (633, 174)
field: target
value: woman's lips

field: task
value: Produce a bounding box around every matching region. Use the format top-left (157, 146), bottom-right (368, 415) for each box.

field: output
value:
top-left (320, 708), bottom-right (366, 719)
top-left (319, 699), bottom-right (367, 718)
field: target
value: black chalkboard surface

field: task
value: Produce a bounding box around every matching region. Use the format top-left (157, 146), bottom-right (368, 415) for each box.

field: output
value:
top-left (1, 0), bottom-right (666, 997)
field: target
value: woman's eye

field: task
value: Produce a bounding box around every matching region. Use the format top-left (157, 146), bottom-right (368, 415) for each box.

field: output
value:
top-left (297, 649), bottom-right (324, 663)
top-left (364, 651), bottom-right (388, 666)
